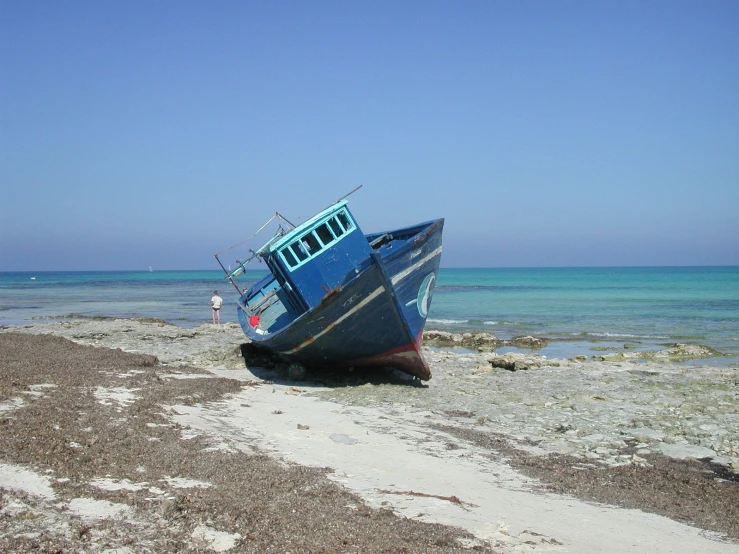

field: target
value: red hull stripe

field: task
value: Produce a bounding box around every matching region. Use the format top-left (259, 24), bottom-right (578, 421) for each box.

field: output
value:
top-left (343, 340), bottom-right (431, 380)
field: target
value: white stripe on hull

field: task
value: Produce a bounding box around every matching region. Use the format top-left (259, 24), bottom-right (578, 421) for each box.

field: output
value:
top-left (390, 245), bottom-right (442, 285)
top-left (282, 244), bottom-right (442, 357)
top-left (282, 285), bottom-right (385, 355)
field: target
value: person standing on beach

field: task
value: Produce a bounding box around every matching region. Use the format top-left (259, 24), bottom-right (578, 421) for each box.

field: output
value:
top-left (211, 291), bottom-right (223, 324)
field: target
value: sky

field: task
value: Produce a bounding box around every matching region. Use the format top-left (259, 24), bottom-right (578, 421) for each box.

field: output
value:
top-left (1, 1), bottom-right (738, 270)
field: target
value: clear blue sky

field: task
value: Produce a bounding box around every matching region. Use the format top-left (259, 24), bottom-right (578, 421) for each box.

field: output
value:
top-left (2, 1), bottom-right (737, 270)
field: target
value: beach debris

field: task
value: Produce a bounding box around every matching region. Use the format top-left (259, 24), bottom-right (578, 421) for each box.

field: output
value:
top-left (297, 423), bottom-right (310, 430)
top-left (444, 410), bottom-right (476, 419)
top-left (377, 489), bottom-right (476, 510)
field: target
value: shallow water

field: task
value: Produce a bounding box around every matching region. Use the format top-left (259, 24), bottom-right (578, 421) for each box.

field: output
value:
top-left (0, 270), bottom-right (265, 328)
top-left (429, 266), bottom-right (739, 360)
top-left (1, 267), bottom-right (737, 362)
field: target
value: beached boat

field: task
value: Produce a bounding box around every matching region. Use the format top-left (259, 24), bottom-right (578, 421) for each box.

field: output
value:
top-left (215, 193), bottom-right (443, 380)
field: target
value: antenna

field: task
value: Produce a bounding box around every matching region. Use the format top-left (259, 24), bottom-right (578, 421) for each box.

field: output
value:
top-left (326, 184), bottom-right (362, 209)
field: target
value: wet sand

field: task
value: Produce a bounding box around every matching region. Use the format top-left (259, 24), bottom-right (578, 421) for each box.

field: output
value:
top-left (1, 319), bottom-right (738, 553)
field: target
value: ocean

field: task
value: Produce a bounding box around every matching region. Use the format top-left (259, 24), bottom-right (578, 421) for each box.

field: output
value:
top-left (1, 267), bottom-right (737, 364)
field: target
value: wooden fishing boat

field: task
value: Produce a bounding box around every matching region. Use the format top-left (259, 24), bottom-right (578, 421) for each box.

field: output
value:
top-left (216, 193), bottom-right (443, 380)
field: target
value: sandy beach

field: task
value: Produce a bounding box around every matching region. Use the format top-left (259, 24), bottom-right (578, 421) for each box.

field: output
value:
top-left (1, 318), bottom-right (738, 553)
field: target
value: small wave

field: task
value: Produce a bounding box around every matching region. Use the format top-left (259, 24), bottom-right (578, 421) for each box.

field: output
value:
top-left (584, 332), bottom-right (671, 340)
top-left (435, 285), bottom-right (502, 292)
top-left (427, 318), bottom-right (468, 325)
top-left (481, 320), bottom-right (526, 327)
top-left (435, 284), bottom-right (559, 293)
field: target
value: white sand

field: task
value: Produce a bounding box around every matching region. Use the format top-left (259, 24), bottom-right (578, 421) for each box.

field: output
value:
top-left (170, 368), bottom-right (737, 553)
top-left (0, 463), bottom-right (56, 500)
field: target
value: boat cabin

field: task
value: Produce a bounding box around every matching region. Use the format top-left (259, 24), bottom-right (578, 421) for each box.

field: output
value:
top-left (240, 200), bottom-right (373, 333)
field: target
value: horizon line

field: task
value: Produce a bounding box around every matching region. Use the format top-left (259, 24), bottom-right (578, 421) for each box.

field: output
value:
top-left (2, 264), bottom-right (738, 274)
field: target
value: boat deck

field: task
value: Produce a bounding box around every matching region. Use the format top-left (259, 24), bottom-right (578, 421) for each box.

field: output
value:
top-left (240, 278), bottom-right (294, 334)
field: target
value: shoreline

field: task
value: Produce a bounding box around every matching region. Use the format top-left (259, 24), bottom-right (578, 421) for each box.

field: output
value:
top-left (1, 318), bottom-right (738, 552)
top-left (7, 312), bottom-right (739, 368)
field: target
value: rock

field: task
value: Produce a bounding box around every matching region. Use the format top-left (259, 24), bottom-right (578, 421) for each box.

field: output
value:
top-left (471, 364), bottom-right (493, 374)
top-left (488, 353), bottom-right (543, 371)
top-left (509, 336), bottom-right (548, 349)
top-left (711, 456), bottom-right (739, 475)
top-left (460, 333), bottom-right (489, 347)
top-left (657, 443), bottom-right (717, 460)
top-left (422, 330), bottom-right (503, 348)
top-left (600, 343), bottom-right (723, 362)
top-left (422, 332), bottom-right (548, 350)
top-left (654, 343), bottom-right (722, 361)
top-left (422, 330), bottom-right (461, 344)
top-left (627, 428), bottom-right (667, 442)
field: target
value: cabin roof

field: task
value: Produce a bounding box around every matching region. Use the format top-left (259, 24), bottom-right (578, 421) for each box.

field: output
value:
top-left (260, 199), bottom-right (350, 255)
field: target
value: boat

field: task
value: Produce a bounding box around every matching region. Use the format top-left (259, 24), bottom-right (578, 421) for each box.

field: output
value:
top-left (215, 190), bottom-right (444, 380)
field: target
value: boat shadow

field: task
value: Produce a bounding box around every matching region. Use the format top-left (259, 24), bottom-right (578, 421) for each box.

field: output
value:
top-left (240, 343), bottom-right (428, 389)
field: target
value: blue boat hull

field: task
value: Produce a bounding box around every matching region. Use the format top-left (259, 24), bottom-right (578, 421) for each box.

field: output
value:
top-left (237, 219), bottom-right (443, 380)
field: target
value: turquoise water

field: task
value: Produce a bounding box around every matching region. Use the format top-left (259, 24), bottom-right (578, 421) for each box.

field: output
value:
top-left (1, 267), bottom-right (738, 362)
top-left (430, 267), bottom-right (739, 361)
top-left (0, 270), bottom-right (266, 327)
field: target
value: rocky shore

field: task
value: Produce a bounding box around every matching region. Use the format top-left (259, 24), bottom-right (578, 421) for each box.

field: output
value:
top-left (1, 317), bottom-right (738, 552)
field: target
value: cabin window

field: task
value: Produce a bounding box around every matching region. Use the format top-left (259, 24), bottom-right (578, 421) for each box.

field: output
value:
top-left (328, 218), bottom-right (344, 238)
top-left (278, 208), bottom-right (356, 272)
top-left (315, 223), bottom-right (333, 245)
top-left (291, 242), bottom-right (308, 262)
top-left (281, 247), bottom-right (298, 268)
top-left (302, 232), bottom-right (322, 254)
top-left (337, 211), bottom-right (352, 232)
